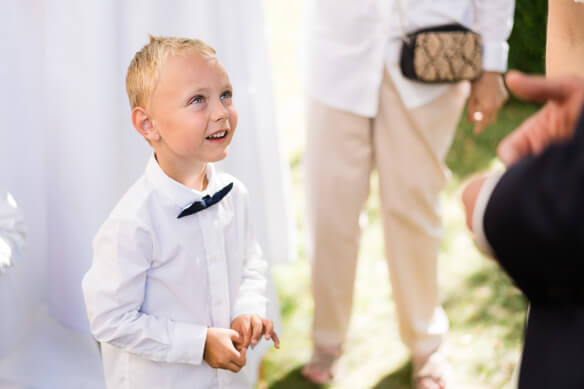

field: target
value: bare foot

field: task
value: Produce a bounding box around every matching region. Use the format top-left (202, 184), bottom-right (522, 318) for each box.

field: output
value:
top-left (301, 364), bottom-right (333, 385)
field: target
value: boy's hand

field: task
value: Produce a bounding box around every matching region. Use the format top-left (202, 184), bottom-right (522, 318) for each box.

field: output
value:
top-left (231, 314), bottom-right (280, 351)
top-left (204, 327), bottom-right (247, 372)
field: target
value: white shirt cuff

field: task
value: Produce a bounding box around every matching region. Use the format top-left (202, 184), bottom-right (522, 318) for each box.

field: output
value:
top-left (232, 294), bottom-right (267, 320)
top-left (482, 41), bottom-right (509, 73)
top-left (168, 322), bottom-right (207, 365)
top-left (472, 172), bottom-right (504, 257)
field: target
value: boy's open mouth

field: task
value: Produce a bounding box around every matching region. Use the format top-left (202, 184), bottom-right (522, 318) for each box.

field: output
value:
top-left (206, 130), bottom-right (227, 140)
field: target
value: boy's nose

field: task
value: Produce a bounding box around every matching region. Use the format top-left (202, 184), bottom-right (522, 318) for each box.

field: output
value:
top-left (211, 100), bottom-right (229, 122)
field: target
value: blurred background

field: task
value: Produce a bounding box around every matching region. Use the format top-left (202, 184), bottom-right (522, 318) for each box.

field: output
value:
top-left (0, 0), bottom-right (546, 388)
top-left (261, 0), bottom-right (544, 388)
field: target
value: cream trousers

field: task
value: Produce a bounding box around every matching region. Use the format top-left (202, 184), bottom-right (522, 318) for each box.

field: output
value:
top-left (304, 70), bottom-right (468, 356)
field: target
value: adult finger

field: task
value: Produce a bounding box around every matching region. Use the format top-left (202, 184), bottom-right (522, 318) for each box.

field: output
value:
top-left (467, 95), bottom-right (478, 124)
top-left (497, 105), bottom-right (552, 165)
top-left (505, 70), bottom-right (572, 103)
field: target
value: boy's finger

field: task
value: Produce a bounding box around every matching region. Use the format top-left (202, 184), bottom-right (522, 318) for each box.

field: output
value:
top-left (228, 329), bottom-right (242, 345)
top-left (262, 320), bottom-right (274, 340)
top-left (270, 330), bottom-right (280, 349)
top-left (250, 317), bottom-right (263, 345)
top-left (238, 320), bottom-right (251, 348)
top-left (226, 361), bottom-right (242, 373)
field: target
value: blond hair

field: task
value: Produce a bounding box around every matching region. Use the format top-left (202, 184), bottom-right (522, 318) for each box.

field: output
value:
top-left (125, 35), bottom-right (216, 110)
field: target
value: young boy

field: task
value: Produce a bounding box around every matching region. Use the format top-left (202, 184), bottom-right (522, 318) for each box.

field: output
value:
top-left (82, 36), bottom-right (279, 389)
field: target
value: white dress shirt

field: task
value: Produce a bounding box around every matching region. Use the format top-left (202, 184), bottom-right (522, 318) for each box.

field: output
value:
top-left (82, 156), bottom-right (268, 389)
top-left (0, 192), bottom-right (26, 273)
top-left (304, 0), bottom-right (515, 115)
top-left (471, 171), bottom-right (504, 257)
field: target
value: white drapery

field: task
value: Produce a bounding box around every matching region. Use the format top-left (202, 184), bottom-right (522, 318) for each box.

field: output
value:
top-left (0, 1), bottom-right (293, 387)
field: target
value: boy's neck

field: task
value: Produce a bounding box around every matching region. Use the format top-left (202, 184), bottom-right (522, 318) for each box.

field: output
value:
top-left (155, 153), bottom-right (209, 191)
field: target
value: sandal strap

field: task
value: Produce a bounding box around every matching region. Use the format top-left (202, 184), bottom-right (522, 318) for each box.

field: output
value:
top-left (413, 348), bottom-right (452, 387)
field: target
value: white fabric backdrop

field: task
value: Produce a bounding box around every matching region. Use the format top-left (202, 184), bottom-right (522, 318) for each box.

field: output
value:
top-left (0, 1), bottom-right (293, 387)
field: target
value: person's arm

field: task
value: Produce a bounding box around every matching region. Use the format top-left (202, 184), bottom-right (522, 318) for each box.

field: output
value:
top-left (546, 0), bottom-right (584, 77)
top-left (82, 219), bottom-right (208, 365)
top-left (467, 0), bottom-right (515, 134)
top-left (482, 113), bottom-right (584, 303)
top-left (0, 192), bottom-right (25, 272)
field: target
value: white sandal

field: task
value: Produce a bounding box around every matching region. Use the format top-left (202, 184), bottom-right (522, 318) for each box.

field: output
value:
top-left (301, 345), bottom-right (342, 385)
top-left (413, 347), bottom-right (452, 389)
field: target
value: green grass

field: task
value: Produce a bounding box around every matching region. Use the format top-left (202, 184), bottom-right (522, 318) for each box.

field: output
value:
top-left (260, 3), bottom-right (541, 387)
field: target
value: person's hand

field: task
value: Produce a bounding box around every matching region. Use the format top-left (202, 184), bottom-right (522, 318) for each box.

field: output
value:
top-left (230, 314), bottom-right (280, 351)
top-left (467, 71), bottom-right (509, 134)
top-left (497, 71), bottom-right (584, 166)
top-left (461, 175), bottom-right (488, 233)
top-left (203, 327), bottom-right (247, 372)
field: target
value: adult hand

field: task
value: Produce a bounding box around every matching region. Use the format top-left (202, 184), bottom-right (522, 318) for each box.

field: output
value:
top-left (468, 71), bottom-right (509, 134)
top-left (461, 175), bottom-right (488, 233)
top-left (497, 71), bottom-right (584, 166)
top-left (203, 327), bottom-right (246, 372)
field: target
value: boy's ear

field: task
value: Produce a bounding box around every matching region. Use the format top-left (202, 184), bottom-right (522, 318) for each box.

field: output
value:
top-left (132, 107), bottom-right (159, 142)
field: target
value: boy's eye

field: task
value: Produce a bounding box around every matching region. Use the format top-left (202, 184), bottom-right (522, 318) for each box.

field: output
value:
top-left (190, 95), bottom-right (204, 104)
top-left (221, 90), bottom-right (233, 100)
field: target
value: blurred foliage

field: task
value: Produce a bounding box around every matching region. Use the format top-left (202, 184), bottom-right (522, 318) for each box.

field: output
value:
top-left (508, 0), bottom-right (548, 74)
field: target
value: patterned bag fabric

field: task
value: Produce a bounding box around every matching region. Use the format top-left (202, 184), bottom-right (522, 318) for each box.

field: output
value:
top-left (400, 24), bottom-right (483, 83)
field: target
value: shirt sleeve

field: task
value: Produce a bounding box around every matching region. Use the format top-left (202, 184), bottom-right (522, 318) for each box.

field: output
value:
top-left (0, 192), bottom-right (26, 272)
top-left (473, 0), bottom-right (516, 72)
top-left (471, 172), bottom-right (504, 257)
top-left (231, 186), bottom-right (268, 319)
top-left (82, 219), bottom-right (207, 365)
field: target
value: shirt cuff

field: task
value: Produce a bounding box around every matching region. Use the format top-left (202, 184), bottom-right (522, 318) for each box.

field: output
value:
top-left (482, 41), bottom-right (509, 73)
top-left (472, 172), bottom-right (504, 257)
top-left (232, 295), bottom-right (267, 321)
top-left (168, 322), bottom-right (207, 365)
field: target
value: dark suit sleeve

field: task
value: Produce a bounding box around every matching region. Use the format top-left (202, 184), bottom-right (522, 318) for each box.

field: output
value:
top-left (483, 106), bottom-right (584, 304)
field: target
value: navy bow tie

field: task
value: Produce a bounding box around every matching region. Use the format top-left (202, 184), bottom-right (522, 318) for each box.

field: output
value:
top-left (177, 182), bottom-right (233, 219)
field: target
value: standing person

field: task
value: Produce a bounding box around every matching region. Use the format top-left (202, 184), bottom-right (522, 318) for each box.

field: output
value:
top-left (302, 0), bottom-right (514, 387)
top-left (82, 36), bottom-right (279, 389)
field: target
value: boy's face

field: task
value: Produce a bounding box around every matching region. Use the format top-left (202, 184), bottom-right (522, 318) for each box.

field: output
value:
top-left (147, 52), bottom-right (237, 167)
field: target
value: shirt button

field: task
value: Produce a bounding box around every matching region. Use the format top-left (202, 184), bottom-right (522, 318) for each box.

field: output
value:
top-left (214, 298), bottom-right (223, 306)
top-left (209, 254), bottom-right (216, 263)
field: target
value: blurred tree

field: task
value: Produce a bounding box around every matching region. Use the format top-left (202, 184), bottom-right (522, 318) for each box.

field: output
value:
top-left (507, 0), bottom-right (548, 74)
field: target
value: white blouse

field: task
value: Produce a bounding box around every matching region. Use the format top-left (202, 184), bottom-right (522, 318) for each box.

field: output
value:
top-left (304, 0), bottom-right (516, 114)
top-left (82, 157), bottom-right (268, 389)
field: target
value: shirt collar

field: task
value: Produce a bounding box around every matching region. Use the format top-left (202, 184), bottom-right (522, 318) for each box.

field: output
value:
top-left (145, 154), bottom-right (219, 209)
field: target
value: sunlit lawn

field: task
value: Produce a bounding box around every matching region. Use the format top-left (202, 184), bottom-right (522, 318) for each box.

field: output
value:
top-left (260, 2), bottom-right (539, 388)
